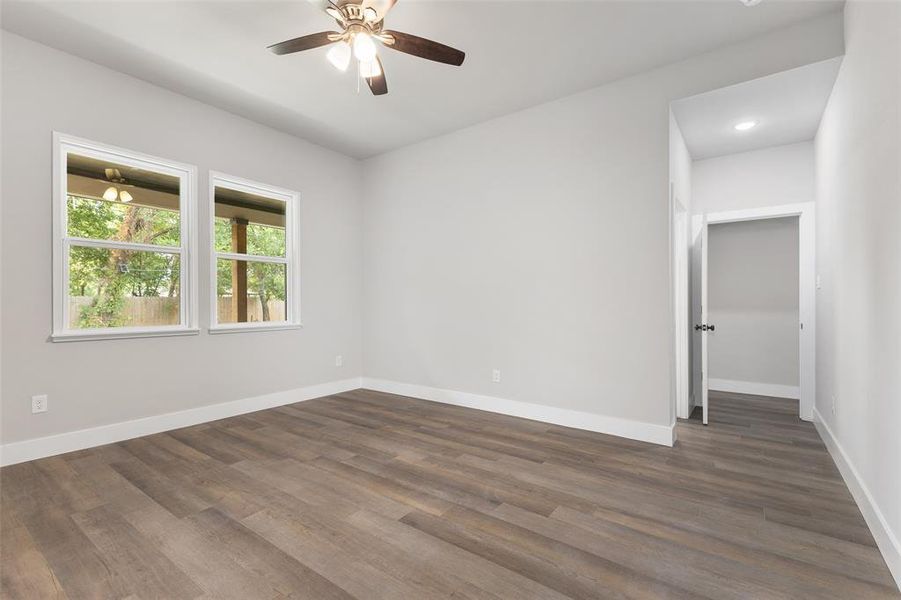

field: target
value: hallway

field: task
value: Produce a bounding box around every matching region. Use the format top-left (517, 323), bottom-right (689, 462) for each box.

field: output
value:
top-left (678, 391), bottom-right (897, 594)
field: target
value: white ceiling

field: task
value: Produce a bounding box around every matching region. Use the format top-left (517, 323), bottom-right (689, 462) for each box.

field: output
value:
top-left (672, 57), bottom-right (842, 159)
top-left (2, 0), bottom-right (843, 158)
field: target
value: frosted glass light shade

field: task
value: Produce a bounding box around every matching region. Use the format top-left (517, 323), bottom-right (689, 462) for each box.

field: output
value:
top-left (353, 33), bottom-right (377, 62)
top-left (327, 42), bottom-right (351, 71)
top-left (103, 186), bottom-right (119, 201)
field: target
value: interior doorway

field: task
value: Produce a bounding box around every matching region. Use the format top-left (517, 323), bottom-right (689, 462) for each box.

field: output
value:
top-left (668, 59), bottom-right (837, 425)
top-left (691, 203), bottom-right (816, 422)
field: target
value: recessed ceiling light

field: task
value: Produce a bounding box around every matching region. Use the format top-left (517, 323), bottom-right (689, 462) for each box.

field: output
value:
top-left (738, 0), bottom-right (763, 6)
top-left (734, 120), bottom-right (758, 131)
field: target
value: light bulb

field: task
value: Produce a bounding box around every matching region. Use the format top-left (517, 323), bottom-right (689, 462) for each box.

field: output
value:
top-left (119, 190), bottom-right (133, 202)
top-left (353, 32), bottom-right (377, 62)
top-left (360, 60), bottom-right (382, 79)
top-left (327, 42), bottom-right (351, 71)
top-left (103, 186), bottom-right (119, 201)
top-left (734, 120), bottom-right (757, 131)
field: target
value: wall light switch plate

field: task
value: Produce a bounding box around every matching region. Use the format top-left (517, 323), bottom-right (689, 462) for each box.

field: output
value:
top-left (32, 395), bottom-right (48, 414)
top-left (335, 355), bottom-right (343, 367)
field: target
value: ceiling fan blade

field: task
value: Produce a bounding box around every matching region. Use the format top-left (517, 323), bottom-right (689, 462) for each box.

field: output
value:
top-left (268, 31), bottom-right (340, 55)
top-left (366, 56), bottom-right (388, 96)
top-left (362, 0), bottom-right (397, 21)
top-left (382, 30), bottom-right (464, 66)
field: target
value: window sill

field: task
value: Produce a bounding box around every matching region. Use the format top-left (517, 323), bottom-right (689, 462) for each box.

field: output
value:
top-left (208, 323), bottom-right (303, 335)
top-left (51, 327), bottom-right (201, 343)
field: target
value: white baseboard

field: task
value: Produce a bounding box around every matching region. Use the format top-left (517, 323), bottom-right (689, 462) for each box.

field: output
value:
top-left (0, 377), bottom-right (363, 467)
top-left (361, 377), bottom-right (674, 447)
top-left (814, 407), bottom-right (901, 591)
top-left (708, 378), bottom-right (800, 400)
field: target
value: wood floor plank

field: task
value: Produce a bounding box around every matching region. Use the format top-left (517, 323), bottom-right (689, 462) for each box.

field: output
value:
top-left (71, 504), bottom-right (204, 599)
top-left (109, 457), bottom-right (211, 518)
top-left (1, 389), bottom-right (897, 599)
top-left (488, 503), bottom-right (799, 600)
top-left (0, 525), bottom-right (68, 600)
top-left (17, 503), bottom-right (131, 599)
top-left (346, 508), bottom-right (572, 600)
top-left (243, 507), bottom-right (449, 599)
top-left (399, 507), bottom-right (701, 600)
top-left (187, 507), bottom-right (355, 600)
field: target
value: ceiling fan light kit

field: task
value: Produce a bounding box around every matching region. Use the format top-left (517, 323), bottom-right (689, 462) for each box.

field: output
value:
top-left (103, 168), bottom-right (134, 202)
top-left (268, 0), bottom-right (465, 96)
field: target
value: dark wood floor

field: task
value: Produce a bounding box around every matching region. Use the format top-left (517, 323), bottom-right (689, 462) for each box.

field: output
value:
top-left (1, 389), bottom-right (898, 599)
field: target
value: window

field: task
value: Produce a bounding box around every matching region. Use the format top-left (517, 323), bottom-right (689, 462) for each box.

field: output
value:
top-left (52, 133), bottom-right (197, 341)
top-left (209, 173), bottom-right (300, 332)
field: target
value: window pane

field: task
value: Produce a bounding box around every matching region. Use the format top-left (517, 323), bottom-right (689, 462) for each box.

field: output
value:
top-left (67, 196), bottom-right (180, 246)
top-left (66, 152), bottom-right (181, 246)
top-left (68, 245), bottom-right (181, 329)
top-left (216, 258), bottom-right (287, 324)
top-left (214, 217), bottom-right (286, 257)
top-left (213, 186), bottom-right (286, 257)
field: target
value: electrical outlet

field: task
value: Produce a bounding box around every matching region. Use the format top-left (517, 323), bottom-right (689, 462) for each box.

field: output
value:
top-left (335, 355), bottom-right (343, 367)
top-left (32, 395), bottom-right (48, 414)
top-left (492, 369), bottom-right (501, 383)
top-left (831, 394), bottom-right (836, 415)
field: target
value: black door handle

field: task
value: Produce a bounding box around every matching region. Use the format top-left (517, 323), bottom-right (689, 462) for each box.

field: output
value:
top-left (695, 324), bottom-right (716, 332)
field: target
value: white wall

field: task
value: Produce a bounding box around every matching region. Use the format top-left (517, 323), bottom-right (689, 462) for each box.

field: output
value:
top-left (708, 218), bottom-right (799, 390)
top-left (669, 113), bottom-right (692, 417)
top-left (814, 0), bottom-right (901, 587)
top-left (361, 15), bottom-right (843, 442)
top-left (0, 34), bottom-right (363, 446)
top-left (692, 141), bottom-right (815, 214)
top-left (669, 113), bottom-right (693, 213)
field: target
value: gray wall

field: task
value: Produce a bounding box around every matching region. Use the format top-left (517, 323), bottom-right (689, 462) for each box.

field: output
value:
top-left (690, 142), bottom-right (815, 405)
top-left (361, 15), bottom-right (843, 430)
top-left (708, 219), bottom-right (799, 387)
top-left (815, 0), bottom-right (900, 581)
top-left (1, 34), bottom-right (363, 444)
top-left (0, 12), bottom-right (845, 449)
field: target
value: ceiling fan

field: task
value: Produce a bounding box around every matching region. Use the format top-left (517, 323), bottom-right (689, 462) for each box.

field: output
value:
top-left (267, 0), bottom-right (465, 96)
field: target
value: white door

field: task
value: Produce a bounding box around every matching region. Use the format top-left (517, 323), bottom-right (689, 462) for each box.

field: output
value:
top-left (699, 218), bottom-right (709, 425)
top-left (690, 216), bottom-right (713, 424)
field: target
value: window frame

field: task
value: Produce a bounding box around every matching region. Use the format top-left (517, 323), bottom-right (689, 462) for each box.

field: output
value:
top-left (208, 171), bottom-right (301, 334)
top-left (51, 132), bottom-right (199, 342)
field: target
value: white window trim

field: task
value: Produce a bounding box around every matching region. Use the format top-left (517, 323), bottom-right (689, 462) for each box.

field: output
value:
top-left (207, 171), bottom-right (301, 334)
top-left (51, 132), bottom-right (199, 342)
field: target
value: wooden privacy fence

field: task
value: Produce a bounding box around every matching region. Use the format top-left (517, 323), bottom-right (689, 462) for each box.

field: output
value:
top-left (216, 297), bottom-right (286, 323)
top-left (69, 296), bottom-right (286, 327)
